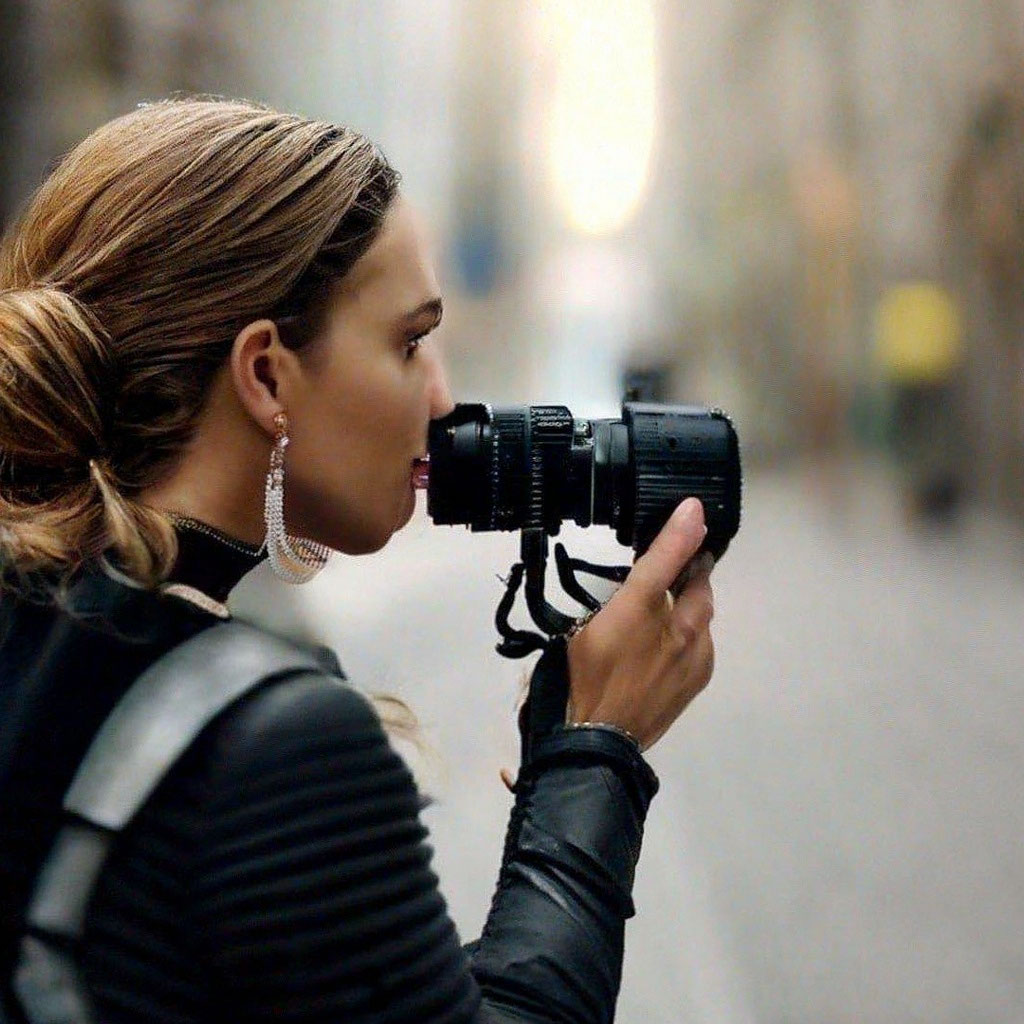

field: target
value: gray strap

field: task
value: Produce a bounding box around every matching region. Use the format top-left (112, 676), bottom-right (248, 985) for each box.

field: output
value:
top-left (19, 825), bottom-right (108, 1020)
top-left (26, 618), bottom-right (325, 937)
top-left (15, 619), bottom-right (330, 1024)
top-left (13, 936), bottom-right (95, 1024)
top-left (63, 619), bottom-right (323, 830)
top-left (23, 824), bottom-right (111, 941)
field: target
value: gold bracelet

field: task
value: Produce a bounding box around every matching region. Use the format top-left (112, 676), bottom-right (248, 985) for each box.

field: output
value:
top-left (565, 720), bottom-right (642, 751)
top-left (564, 608), bottom-right (598, 639)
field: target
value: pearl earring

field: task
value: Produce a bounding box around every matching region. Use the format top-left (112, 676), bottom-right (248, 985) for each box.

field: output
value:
top-left (263, 411), bottom-right (331, 583)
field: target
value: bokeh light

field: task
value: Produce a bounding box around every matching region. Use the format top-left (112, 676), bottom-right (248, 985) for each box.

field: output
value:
top-left (538, 0), bottom-right (657, 236)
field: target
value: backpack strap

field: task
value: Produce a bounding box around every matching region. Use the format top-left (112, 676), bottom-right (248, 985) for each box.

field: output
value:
top-left (13, 619), bottom-right (333, 1024)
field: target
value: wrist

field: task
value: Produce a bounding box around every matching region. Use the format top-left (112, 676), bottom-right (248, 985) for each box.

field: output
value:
top-left (520, 724), bottom-right (659, 808)
top-left (564, 719), bottom-right (642, 752)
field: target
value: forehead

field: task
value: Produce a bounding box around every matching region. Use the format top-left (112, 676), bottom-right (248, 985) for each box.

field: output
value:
top-left (335, 197), bottom-right (438, 310)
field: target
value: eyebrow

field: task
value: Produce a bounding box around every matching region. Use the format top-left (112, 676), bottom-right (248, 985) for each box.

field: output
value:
top-left (400, 297), bottom-right (443, 328)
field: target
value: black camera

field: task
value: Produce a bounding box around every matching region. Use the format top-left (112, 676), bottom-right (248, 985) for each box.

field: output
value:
top-left (425, 400), bottom-right (741, 657)
top-left (427, 401), bottom-right (741, 560)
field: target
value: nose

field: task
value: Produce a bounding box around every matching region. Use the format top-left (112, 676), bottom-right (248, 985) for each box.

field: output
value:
top-left (428, 349), bottom-right (455, 420)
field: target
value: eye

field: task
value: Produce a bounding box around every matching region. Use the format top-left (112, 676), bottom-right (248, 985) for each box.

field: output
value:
top-left (404, 331), bottom-right (429, 360)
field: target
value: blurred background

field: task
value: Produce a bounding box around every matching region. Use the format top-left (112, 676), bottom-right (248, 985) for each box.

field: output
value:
top-left (2, 1), bottom-right (1022, 1021)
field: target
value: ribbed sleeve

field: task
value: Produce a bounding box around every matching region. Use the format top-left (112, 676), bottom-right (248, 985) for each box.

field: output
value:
top-left (79, 668), bottom-right (655, 1023)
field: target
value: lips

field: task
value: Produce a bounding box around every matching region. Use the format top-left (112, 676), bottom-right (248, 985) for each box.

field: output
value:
top-left (411, 455), bottom-right (430, 490)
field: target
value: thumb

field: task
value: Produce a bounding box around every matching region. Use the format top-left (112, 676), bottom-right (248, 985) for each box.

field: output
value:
top-left (627, 497), bottom-right (708, 601)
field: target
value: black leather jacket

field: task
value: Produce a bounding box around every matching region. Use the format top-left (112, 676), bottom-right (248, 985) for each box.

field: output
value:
top-left (0, 529), bottom-right (658, 1023)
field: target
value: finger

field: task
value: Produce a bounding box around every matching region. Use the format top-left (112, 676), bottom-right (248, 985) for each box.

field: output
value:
top-left (670, 573), bottom-right (714, 644)
top-left (670, 551), bottom-right (716, 599)
top-left (628, 498), bottom-right (708, 603)
top-left (680, 628), bottom-right (715, 699)
top-left (649, 630), bottom-right (716, 748)
top-left (676, 563), bottom-right (714, 610)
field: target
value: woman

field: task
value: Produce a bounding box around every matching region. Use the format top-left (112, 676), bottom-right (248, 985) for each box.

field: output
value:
top-left (0, 98), bottom-right (715, 1022)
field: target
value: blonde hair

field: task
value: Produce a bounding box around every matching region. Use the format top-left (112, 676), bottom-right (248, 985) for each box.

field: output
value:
top-left (0, 97), bottom-right (399, 598)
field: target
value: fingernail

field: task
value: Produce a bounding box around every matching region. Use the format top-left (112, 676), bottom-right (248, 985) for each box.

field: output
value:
top-left (674, 497), bottom-right (701, 526)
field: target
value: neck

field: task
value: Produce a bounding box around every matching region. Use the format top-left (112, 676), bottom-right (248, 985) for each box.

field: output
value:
top-left (139, 455), bottom-right (268, 549)
top-left (143, 495), bottom-right (266, 548)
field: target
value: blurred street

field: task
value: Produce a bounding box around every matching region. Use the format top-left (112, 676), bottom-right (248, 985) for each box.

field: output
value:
top-left (3, 2), bottom-right (1024, 1020)
top-left (234, 459), bottom-right (1024, 1023)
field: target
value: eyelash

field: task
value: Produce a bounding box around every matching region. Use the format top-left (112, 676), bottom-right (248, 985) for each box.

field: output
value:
top-left (405, 332), bottom-right (429, 360)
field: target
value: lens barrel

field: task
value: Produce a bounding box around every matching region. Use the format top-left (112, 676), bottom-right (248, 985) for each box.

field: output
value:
top-left (427, 401), bottom-right (741, 559)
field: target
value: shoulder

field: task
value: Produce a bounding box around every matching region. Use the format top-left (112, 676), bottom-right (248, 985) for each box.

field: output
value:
top-left (195, 669), bottom-right (415, 810)
top-left (219, 669), bottom-right (380, 744)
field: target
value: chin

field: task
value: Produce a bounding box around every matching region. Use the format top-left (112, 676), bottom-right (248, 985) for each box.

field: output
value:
top-left (333, 527), bottom-right (391, 556)
top-left (295, 490), bottom-right (413, 556)
top-left (350, 512), bottom-right (409, 554)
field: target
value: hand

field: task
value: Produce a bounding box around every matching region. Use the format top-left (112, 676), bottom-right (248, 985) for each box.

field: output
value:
top-left (565, 497), bottom-right (716, 752)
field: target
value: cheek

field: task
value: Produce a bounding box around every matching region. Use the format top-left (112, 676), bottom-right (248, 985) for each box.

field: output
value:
top-left (311, 371), bottom-right (418, 483)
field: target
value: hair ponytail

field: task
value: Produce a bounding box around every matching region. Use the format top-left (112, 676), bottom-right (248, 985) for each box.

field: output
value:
top-left (0, 286), bottom-right (176, 593)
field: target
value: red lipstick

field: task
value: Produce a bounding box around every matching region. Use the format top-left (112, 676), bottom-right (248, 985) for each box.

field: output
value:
top-left (411, 456), bottom-right (430, 490)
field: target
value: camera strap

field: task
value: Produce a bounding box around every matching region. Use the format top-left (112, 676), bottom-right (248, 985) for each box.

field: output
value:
top-left (516, 635), bottom-right (571, 766)
top-left (494, 529), bottom-right (630, 659)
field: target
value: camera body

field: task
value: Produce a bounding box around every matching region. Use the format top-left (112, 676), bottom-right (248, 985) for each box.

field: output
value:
top-left (427, 400), bottom-right (741, 561)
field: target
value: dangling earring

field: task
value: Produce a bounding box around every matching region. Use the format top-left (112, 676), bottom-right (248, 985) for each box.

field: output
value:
top-left (264, 411), bottom-right (331, 583)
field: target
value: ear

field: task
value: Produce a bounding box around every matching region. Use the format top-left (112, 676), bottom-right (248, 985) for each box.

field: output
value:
top-left (229, 319), bottom-right (300, 435)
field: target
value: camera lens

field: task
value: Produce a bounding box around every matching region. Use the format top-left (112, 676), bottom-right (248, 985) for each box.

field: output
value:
top-left (427, 401), bottom-right (741, 559)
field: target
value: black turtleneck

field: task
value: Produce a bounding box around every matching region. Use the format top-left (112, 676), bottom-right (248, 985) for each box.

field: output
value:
top-left (163, 522), bottom-right (267, 603)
